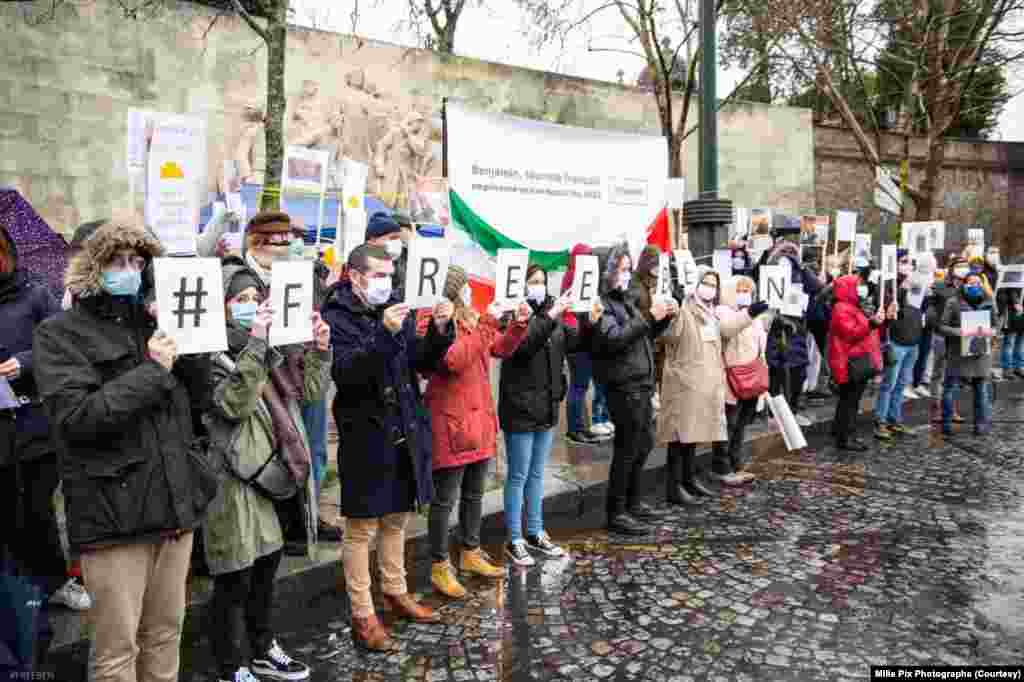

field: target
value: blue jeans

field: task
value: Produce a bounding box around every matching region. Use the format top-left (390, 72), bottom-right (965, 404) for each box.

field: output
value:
top-left (913, 328), bottom-right (932, 387)
top-left (503, 429), bottom-right (555, 542)
top-left (1000, 333), bottom-right (1024, 370)
top-left (875, 343), bottom-right (919, 424)
top-left (567, 353), bottom-right (609, 433)
top-left (302, 399), bottom-right (328, 497)
top-left (942, 364), bottom-right (992, 430)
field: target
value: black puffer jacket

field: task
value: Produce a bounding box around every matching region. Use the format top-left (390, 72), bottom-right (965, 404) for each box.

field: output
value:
top-left (887, 281), bottom-right (924, 347)
top-left (33, 220), bottom-right (217, 552)
top-left (498, 297), bottom-right (585, 433)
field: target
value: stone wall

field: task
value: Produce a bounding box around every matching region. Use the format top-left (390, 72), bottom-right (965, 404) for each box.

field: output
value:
top-left (815, 124), bottom-right (1024, 256)
top-left (0, 0), bottom-right (815, 238)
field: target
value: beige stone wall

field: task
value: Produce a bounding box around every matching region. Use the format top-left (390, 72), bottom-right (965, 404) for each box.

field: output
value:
top-left (0, 0), bottom-right (814, 238)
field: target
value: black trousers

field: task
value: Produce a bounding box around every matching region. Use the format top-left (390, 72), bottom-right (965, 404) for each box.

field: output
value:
top-left (770, 365), bottom-right (807, 413)
top-left (605, 389), bottom-right (655, 517)
top-left (726, 398), bottom-right (759, 468)
top-left (0, 454), bottom-right (66, 596)
top-left (833, 379), bottom-right (870, 442)
top-left (209, 550), bottom-right (283, 677)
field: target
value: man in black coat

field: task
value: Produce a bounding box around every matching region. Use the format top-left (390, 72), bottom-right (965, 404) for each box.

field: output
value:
top-left (590, 243), bottom-right (677, 536)
top-left (33, 219), bottom-right (217, 682)
top-left (321, 243), bottom-right (453, 651)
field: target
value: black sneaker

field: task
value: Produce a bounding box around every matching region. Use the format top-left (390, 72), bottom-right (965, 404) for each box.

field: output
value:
top-left (526, 532), bottom-right (566, 558)
top-left (251, 640), bottom-right (310, 681)
top-left (505, 540), bottom-right (536, 567)
top-left (566, 431), bottom-right (599, 445)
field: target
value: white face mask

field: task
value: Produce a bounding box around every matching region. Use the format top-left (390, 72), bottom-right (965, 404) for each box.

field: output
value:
top-left (830, 269), bottom-right (841, 279)
top-left (384, 240), bottom-right (404, 259)
top-left (953, 267), bottom-right (969, 279)
top-left (898, 264), bottom-right (912, 276)
top-left (857, 285), bottom-right (869, 299)
top-left (735, 292), bottom-right (753, 308)
top-left (697, 284), bottom-right (717, 302)
top-left (732, 256), bottom-right (746, 270)
top-left (460, 285), bottom-right (472, 307)
top-left (363, 275), bottom-right (392, 306)
top-left (527, 284), bottom-right (546, 304)
top-left (616, 271), bottom-right (631, 291)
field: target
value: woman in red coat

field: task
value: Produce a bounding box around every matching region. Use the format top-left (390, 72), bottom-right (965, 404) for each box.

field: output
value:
top-left (828, 274), bottom-right (885, 451)
top-left (420, 265), bottom-right (530, 599)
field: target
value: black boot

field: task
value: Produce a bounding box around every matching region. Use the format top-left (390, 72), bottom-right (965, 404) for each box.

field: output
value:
top-left (607, 498), bottom-right (650, 536)
top-left (629, 500), bottom-right (668, 520)
top-left (666, 451), bottom-right (701, 506)
top-left (685, 450), bottom-right (717, 498)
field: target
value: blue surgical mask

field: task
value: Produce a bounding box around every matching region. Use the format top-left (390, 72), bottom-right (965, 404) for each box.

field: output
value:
top-left (101, 269), bottom-right (142, 297)
top-left (229, 301), bottom-right (258, 328)
top-left (289, 238), bottom-right (305, 260)
top-left (964, 285), bottom-right (983, 299)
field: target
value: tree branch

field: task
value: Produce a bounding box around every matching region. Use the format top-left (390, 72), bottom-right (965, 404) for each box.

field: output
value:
top-left (232, 0), bottom-right (268, 41)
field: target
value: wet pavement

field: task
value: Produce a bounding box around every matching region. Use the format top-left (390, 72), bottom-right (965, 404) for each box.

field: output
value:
top-left (174, 385), bottom-right (1024, 681)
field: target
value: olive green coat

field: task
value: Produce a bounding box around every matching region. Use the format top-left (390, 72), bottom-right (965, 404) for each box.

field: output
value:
top-left (202, 335), bottom-right (331, 575)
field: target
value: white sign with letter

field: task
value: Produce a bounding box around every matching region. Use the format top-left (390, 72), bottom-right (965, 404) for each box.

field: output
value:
top-left (494, 249), bottom-right (530, 310)
top-left (881, 244), bottom-right (898, 281)
top-left (673, 250), bottom-right (699, 296)
top-left (569, 255), bottom-right (600, 313)
top-left (404, 236), bottom-right (451, 309)
top-left (655, 253), bottom-right (674, 302)
top-left (269, 261), bottom-right (314, 347)
top-left (835, 211), bottom-right (857, 243)
top-left (759, 265), bottom-right (789, 309)
top-left (154, 258), bottom-right (227, 355)
top-left (713, 249), bottom-right (733, 280)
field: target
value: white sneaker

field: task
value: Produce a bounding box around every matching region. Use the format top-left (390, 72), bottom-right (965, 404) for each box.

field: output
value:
top-left (651, 393), bottom-right (661, 411)
top-left (50, 578), bottom-right (92, 611)
top-left (991, 368), bottom-right (1004, 382)
top-left (903, 387), bottom-right (920, 400)
top-left (220, 668), bottom-right (262, 682)
top-left (795, 414), bottom-right (812, 427)
top-left (916, 386), bottom-right (931, 398)
top-left (591, 423), bottom-right (612, 436)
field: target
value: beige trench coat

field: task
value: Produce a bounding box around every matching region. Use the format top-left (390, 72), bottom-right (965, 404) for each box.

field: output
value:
top-left (656, 298), bottom-right (754, 445)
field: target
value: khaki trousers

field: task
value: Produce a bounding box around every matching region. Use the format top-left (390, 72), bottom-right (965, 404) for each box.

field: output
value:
top-left (341, 513), bottom-right (410, 618)
top-left (81, 532), bottom-right (193, 682)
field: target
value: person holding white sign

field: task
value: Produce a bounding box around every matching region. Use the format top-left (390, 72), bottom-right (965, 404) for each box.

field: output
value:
top-left (34, 219), bottom-right (218, 682)
top-left (364, 212), bottom-right (412, 299)
top-left (997, 256), bottom-right (1024, 379)
top-left (201, 261), bottom-right (332, 682)
top-left (658, 268), bottom-right (769, 505)
top-left (872, 250), bottom-right (921, 442)
top-left (421, 266), bottom-right (530, 599)
top-left (322, 243), bottom-right (456, 652)
top-left (937, 271), bottom-right (996, 435)
top-left (591, 243), bottom-right (678, 537)
top-left (238, 211), bottom-right (303, 287)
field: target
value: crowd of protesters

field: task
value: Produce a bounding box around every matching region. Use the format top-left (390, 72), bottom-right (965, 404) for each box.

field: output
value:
top-left (0, 205), bottom-right (1017, 682)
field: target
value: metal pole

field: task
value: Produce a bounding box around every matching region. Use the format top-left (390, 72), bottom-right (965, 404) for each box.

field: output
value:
top-left (699, 0), bottom-right (718, 197)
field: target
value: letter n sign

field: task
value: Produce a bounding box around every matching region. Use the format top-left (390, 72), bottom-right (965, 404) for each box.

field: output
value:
top-left (759, 265), bottom-right (788, 309)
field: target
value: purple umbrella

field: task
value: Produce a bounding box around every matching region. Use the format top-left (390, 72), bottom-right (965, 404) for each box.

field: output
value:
top-left (0, 188), bottom-right (70, 295)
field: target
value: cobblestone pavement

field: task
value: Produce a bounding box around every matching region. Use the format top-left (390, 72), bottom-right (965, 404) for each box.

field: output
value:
top-left (182, 390), bottom-right (1024, 681)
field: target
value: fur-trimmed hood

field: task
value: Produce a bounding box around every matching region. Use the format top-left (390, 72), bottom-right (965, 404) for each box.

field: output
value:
top-left (64, 219), bottom-right (164, 296)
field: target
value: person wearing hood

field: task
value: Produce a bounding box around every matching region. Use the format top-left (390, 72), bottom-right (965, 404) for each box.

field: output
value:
top-left (0, 220), bottom-right (74, 666)
top-left (33, 219), bottom-right (218, 682)
top-left (872, 250), bottom-right (919, 441)
top-left (760, 240), bottom-right (822, 427)
top-left (560, 243), bottom-right (612, 443)
top-left (996, 255), bottom-right (1024, 380)
top-left (591, 242), bottom-right (678, 536)
top-left (717, 275), bottom-right (770, 481)
top-left (630, 245), bottom-right (669, 410)
top-left (659, 267), bottom-right (768, 504)
top-left (201, 263), bottom-right (332, 682)
top-left (499, 265), bottom-right (602, 566)
top-left (926, 256), bottom-right (970, 422)
top-left (420, 266), bottom-right (530, 597)
top-left (322, 243), bottom-right (454, 652)
top-left (364, 212), bottom-right (409, 299)
top-left (938, 270), bottom-right (997, 435)
top-left (827, 275), bottom-right (885, 451)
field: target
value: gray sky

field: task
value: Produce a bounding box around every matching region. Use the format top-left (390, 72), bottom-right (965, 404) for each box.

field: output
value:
top-left (291, 0), bottom-right (1023, 142)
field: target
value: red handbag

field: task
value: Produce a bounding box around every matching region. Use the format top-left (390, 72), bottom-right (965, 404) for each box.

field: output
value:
top-left (725, 357), bottom-right (770, 400)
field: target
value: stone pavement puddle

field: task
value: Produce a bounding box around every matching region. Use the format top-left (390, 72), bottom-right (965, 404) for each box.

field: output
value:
top-left (179, 392), bottom-right (1024, 680)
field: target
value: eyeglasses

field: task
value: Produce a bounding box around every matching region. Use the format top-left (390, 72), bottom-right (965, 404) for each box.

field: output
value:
top-left (107, 254), bottom-right (146, 271)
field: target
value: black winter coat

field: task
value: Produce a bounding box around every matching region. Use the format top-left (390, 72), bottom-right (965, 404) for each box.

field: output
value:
top-left (0, 267), bottom-right (60, 468)
top-left (591, 287), bottom-right (670, 393)
top-left (322, 281), bottom-right (453, 518)
top-left (33, 295), bottom-right (217, 551)
top-left (498, 298), bottom-right (585, 433)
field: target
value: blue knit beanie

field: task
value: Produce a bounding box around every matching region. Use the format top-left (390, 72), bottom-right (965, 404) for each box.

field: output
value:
top-left (365, 212), bottom-right (400, 241)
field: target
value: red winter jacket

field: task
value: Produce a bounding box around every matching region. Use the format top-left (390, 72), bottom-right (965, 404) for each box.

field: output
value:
top-left (419, 313), bottom-right (528, 470)
top-left (828, 275), bottom-right (882, 385)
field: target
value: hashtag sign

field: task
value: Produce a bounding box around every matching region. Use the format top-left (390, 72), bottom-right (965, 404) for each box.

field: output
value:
top-left (172, 276), bottom-right (208, 328)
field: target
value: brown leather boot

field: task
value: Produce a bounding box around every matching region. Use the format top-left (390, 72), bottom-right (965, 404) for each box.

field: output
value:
top-left (383, 593), bottom-right (441, 623)
top-left (351, 614), bottom-right (396, 652)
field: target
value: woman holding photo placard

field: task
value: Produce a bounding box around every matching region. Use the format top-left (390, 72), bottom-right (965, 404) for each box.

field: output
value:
top-left (938, 272), bottom-right (996, 436)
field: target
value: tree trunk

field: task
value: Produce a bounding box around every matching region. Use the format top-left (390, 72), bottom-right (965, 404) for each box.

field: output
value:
top-left (916, 135), bottom-right (945, 221)
top-left (439, 20), bottom-right (456, 54)
top-left (261, 0), bottom-right (288, 212)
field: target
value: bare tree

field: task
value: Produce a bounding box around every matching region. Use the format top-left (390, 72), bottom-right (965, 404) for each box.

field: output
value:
top-left (738, 0), bottom-right (1024, 221)
top-left (395, 0), bottom-right (475, 53)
